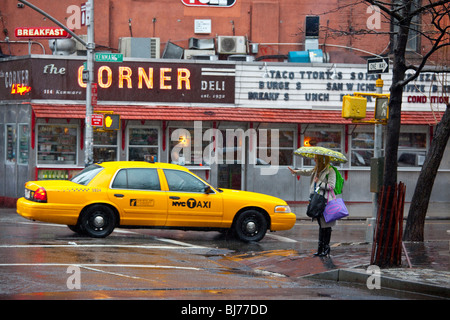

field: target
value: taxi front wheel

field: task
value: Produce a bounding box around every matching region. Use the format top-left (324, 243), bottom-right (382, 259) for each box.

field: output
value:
top-left (80, 204), bottom-right (116, 238)
top-left (233, 210), bottom-right (268, 242)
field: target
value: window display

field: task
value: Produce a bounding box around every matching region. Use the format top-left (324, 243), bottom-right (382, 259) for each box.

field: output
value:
top-left (303, 129), bottom-right (342, 166)
top-left (5, 124), bottom-right (30, 165)
top-left (5, 124), bottom-right (16, 164)
top-left (398, 132), bottom-right (427, 167)
top-left (257, 129), bottom-right (294, 166)
top-left (18, 124), bottom-right (30, 165)
top-left (94, 130), bottom-right (118, 162)
top-left (169, 127), bottom-right (209, 166)
top-left (128, 127), bottom-right (159, 161)
top-left (351, 131), bottom-right (376, 167)
top-left (37, 169), bottom-right (81, 180)
top-left (37, 124), bottom-right (77, 165)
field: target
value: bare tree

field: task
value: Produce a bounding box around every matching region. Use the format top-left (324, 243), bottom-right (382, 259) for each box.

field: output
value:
top-left (362, 0), bottom-right (450, 265)
top-left (404, 102), bottom-right (450, 241)
top-left (310, 0), bottom-right (449, 259)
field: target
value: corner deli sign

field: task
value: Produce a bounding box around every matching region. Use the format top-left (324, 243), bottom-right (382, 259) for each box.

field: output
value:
top-left (1, 58), bottom-right (235, 104)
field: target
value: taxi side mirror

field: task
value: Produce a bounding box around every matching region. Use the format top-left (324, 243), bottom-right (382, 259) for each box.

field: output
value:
top-left (204, 186), bottom-right (214, 194)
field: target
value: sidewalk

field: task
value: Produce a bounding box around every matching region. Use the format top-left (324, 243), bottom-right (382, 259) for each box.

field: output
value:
top-left (307, 240), bottom-right (450, 299)
top-left (285, 202), bottom-right (450, 298)
top-left (228, 215), bottom-right (449, 299)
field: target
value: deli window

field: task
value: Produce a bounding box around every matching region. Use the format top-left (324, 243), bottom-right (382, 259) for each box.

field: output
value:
top-left (37, 124), bottom-right (78, 165)
top-left (18, 124), bottom-right (30, 165)
top-left (169, 126), bottom-right (210, 166)
top-left (6, 124), bottom-right (30, 165)
top-left (398, 130), bottom-right (427, 167)
top-left (94, 130), bottom-right (118, 162)
top-left (5, 124), bottom-right (17, 164)
top-left (128, 127), bottom-right (159, 161)
top-left (303, 128), bottom-right (342, 166)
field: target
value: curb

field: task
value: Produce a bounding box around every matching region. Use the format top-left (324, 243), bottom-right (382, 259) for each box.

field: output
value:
top-left (305, 268), bottom-right (450, 299)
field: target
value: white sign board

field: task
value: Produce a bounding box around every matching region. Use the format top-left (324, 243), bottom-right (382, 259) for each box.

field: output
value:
top-left (194, 20), bottom-right (212, 34)
top-left (235, 64), bottom-right (449, 112)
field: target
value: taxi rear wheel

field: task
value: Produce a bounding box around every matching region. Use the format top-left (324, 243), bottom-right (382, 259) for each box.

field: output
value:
top-left (80, 205), bottom-right (116, 238)
top-left (233, 210), bottom-right (268, 242)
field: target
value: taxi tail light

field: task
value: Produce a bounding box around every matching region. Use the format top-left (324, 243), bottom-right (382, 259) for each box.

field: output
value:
top-left (34, 187), bottom-right (47, 203)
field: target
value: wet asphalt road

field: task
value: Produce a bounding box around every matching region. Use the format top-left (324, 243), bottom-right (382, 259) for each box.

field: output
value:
top-left (0, 208), bottom-right (448, 301)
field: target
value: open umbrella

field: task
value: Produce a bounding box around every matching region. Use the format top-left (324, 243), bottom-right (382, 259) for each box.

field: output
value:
top-left (294, 146), bottom-right (348, 163)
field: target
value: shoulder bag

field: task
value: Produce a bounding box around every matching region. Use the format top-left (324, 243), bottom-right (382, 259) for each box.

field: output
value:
top-left (306, 182), bottom-right (327, 219)
top-left (323, 189), bottom-right (349, 223)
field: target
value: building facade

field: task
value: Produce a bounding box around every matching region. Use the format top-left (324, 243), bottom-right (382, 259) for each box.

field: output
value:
top-left (1, 1), bottom-right (449, 216)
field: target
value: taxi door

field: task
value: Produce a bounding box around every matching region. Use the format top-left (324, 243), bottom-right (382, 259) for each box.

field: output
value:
top-left (107, 168), bottom-right (167, 226)
top-left (162, 169), bottom-right (223, 228)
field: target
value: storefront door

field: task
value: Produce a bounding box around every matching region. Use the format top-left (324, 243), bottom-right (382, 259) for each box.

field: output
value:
top-left (218, 164), bottom-right (242, 190)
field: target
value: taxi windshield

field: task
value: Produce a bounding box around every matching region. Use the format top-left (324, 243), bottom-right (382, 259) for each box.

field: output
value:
top-left (71, 164), bottom-right (104, 186)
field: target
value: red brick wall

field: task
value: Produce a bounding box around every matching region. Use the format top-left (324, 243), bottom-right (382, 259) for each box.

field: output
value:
top-left (0, 0), bottom-right (442, 63)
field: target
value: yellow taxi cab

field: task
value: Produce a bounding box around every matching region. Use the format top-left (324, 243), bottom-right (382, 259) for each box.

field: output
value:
top-left (17, 161), bottom-right (296, 242)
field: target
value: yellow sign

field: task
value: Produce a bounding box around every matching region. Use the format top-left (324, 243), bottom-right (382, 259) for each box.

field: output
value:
top-left (342, 92), bottom-right (390, 124)
top-left (103, 114), bottom-right (120, 130)
top-left (342, 95), bottom-right (367, 119)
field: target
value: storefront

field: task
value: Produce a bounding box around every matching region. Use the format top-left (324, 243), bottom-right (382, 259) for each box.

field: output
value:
top-left (1, 55), bottom-right (448, 215)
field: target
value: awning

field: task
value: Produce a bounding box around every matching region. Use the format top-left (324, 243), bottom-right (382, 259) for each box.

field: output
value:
top-left (31, 104), bottom-right (444, 125)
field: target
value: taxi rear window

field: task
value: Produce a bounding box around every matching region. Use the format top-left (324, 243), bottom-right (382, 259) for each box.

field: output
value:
top-left (111, 168), bottom-right (161, 190)
top-left (71, 164), bottom-right (104, 186)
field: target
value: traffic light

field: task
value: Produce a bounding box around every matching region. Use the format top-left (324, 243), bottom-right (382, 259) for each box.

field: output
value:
top-left (375, 97), bottom-right (389, 120)
top-left (103, 114), bottom-right (120, 130)
top-left (342, 95), bottom-right (367, 119)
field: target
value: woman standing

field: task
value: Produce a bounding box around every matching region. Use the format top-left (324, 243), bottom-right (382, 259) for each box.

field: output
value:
top-left (288, 155), bottom-right (336, 257)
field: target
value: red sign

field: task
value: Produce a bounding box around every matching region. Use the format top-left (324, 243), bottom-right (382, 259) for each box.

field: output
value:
top-left (15, 27), bottom-right (70, 39)
top-left (91, 114), bottom-right (103, 127)
top-left (181, 0), bottom-right (236, 7)
top-left (91, 83), bottom-right (98, 106)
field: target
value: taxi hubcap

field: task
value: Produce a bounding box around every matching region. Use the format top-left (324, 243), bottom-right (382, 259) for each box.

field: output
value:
top-left (93, 215), bottom-right (105, 228)
top-left (245, 221), bottom-right (257, 234)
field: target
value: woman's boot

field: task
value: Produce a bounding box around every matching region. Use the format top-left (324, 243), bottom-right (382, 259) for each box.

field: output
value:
top-left (313, 228), bottom-right (324, 256)
top-left (319, 228), bottom-right (332, 257)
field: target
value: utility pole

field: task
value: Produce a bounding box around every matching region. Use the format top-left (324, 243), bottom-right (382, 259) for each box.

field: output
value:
top-left (17, 0), bottom-right (95, 167)
top-left (366, 75), bottom-right (384, 242)
top-left (84, 0), bottom-right (95, 167)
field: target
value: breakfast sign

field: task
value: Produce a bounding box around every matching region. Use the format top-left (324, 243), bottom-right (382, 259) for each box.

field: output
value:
top-left (1, 57), bottom-right (235, 104)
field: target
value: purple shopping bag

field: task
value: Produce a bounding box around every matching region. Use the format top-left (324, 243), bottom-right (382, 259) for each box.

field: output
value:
top-left (323, 189), bottom-right (349, 223)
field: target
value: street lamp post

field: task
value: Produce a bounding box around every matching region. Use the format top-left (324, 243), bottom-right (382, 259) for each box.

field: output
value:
top-left (17, 0), bottom-right (95, 167)
top-left (84, 0), bottom-right (95, 167)
top-left (366, 75), bottom-right (384, 242)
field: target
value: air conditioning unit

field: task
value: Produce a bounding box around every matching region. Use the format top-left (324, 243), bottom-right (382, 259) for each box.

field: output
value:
top-left (119, 37), bottom-right (160, 59)
top-left (188, 38), bottom-right (215, 50)
top-left (191, 55), bottom-right (218, 61)
top-left (227, 54), bottom-right (255, 62)
top-left (217, 36), bottom-right (247, 54)
top-left (161, 41), bottom-right (184, 59)
top-left (184, 49), bottom-right (216, 59)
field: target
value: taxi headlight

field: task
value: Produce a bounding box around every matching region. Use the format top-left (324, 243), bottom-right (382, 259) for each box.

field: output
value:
top-left (274, 205), bottom-right (291, 213)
